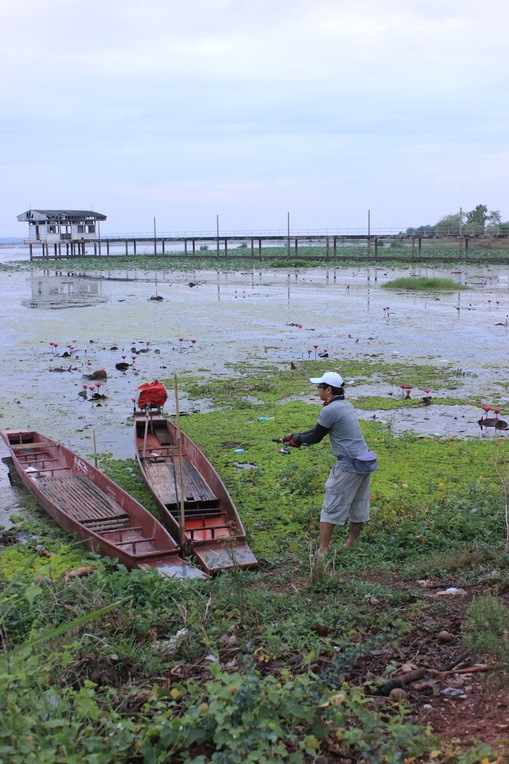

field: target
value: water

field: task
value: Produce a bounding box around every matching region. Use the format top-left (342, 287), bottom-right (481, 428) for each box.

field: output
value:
top-left (1, 256), bottom-right (509, 530)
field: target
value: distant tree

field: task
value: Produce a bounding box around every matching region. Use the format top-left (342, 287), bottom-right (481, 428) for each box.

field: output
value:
top-left (408, 206), bottom-right (505, 236)
top-left (465, 204), bottom-right (488, 234)
top-left (436, 212), bottom-right (462, 235)
top-left (485, 210), bottom-right (502, 234)
top-left (462, 205), bottom-right (503, 235)
top-left (405, 224), bottom-right (435, 235)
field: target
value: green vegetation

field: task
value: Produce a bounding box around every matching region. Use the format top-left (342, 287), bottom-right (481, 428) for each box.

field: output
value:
top-left (2, 360), bottom-right (509, 762)
top-left (407, 203), bottom-right (507, 236)
top-left (5, 241), bottom-right (509, 274)
top-left (382, 276), bottom-right (469, 291)
top-left (464, 596), bottom-right (509, 671)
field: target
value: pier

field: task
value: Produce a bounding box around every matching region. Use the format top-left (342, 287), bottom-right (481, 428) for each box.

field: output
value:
top-left (25, 229), bottom-right (509, 262)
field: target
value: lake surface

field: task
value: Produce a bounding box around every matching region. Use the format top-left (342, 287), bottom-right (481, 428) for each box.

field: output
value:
top-left (1, 259), bottom-right (508, 529)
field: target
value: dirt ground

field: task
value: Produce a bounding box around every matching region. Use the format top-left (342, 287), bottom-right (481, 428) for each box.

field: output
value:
top-left (1, 260), bottom-right (509, 756)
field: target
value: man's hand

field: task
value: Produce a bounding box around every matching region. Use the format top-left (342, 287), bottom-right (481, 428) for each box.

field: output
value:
top-left (282, 434), bottom-right (301, 448)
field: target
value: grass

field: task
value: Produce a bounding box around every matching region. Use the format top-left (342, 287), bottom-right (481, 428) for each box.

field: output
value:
top-left (382, 276), bottom-right (469, 291)
top-left (2, 360), bottom-right (509, 762)
top-left (5, 243), bottom-right (509, 273)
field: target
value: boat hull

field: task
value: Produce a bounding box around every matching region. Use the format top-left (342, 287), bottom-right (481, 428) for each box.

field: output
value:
top-left (1, 429), bottom-right (206, 580)
top-left (134, 411), bottom-right (258, 574)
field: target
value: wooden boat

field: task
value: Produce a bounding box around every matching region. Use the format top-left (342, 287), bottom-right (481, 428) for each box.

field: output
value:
top-left (1, 429), bottom-right (206, 580)
top-left (134, 407), bottom-right (258, 574)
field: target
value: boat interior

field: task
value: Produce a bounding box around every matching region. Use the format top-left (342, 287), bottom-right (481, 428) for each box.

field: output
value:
top-left (136, 418), bottom-right (235, 543)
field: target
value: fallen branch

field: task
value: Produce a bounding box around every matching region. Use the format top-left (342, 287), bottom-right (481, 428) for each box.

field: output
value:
top-left (436, 649), bottom-right (470, 673)
top-left (428, 664), bottom-right (493, 676)
top-left (378, 668), bottom-right (427, 696)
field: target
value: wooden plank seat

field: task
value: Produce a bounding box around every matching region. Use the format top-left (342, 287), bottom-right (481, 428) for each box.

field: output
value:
top-left (100, 525), bottom-right (143, 535)
top-left (154, 425), bottom-right (173, 446)
top-left (187, 524), bottom-right (233, 540)
top-left (144, 445), bottom-right (177, 454)
top-left (145, 461), bottom-right (219, 509)
top-left (126, 547), bottom-right (175, 559)
top-left (11, 441), bottom-right (59, 450)
top-left (26, 466), bottom-right (72, 476)
top-left (109, 534), bottom-right (175, 558)
top-left (18, 453), bottom-right (56, 464)
top-left (16, 452), bottom-right (58, 461)
top-left (144, 447), bottom-right (179, 463)
top-left (117, 536), bottom-right (155, 547)
top-left (38, 474), bottom-right (130, 527)
top-left (84, 517), bottom-right (130, 532)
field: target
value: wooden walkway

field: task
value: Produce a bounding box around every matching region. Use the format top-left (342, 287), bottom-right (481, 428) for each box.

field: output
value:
top-left (25, 232), bottom-right (509, 261)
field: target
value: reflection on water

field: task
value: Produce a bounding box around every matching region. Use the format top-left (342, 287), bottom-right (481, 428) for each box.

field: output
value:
top-left (23, 275), bottom-right (107, 309)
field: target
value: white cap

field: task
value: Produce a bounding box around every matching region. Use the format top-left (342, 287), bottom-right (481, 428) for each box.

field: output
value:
top-left (309, 371), bottom-right (344, 387)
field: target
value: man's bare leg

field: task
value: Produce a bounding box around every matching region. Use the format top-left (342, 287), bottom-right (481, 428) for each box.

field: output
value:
top-left (345, 521), bottom-right (363, 548)
top-left (317, 521), bottom-right (335, 556)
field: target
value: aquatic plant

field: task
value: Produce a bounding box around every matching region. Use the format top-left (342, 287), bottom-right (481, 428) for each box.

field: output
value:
top-left (382, 276), bottom-right (469, 291)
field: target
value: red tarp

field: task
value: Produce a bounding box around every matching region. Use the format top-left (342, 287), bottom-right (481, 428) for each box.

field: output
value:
top-left (136, 380), bottom-right (168, 408)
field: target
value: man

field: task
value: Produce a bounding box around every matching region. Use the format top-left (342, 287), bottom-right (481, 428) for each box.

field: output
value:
top-left (282, 371), bottom-right (377, 556)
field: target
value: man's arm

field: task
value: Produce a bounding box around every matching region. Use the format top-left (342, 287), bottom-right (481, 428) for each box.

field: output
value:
top-left (290, 423), bottom-right (330, 445)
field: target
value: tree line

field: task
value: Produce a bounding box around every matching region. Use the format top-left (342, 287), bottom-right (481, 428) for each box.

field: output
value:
top-left (406, 205), bottom-right (508, 236)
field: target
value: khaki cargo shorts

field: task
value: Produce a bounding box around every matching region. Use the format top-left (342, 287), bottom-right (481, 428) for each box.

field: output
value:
top-left (320, 462), bottom-right (371, 525)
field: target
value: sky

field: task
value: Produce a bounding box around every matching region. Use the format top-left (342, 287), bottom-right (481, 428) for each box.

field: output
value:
top-left (1, 0), bottom-right (508, 237)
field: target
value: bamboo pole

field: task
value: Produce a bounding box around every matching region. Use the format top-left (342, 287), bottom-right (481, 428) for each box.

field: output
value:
top-left (174, 375), bottom-right (187, 546)
top-left (142, 408), bottom-right (149, 460)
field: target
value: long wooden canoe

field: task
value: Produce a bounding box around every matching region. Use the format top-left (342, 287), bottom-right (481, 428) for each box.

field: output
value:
top-left (1, 429), bottom-right (206, 579)
top-left (134, 408), bottom-right (258, 574)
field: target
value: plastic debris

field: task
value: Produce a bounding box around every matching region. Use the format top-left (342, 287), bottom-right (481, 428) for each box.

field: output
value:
top-left (434, 587), bottom-right (467, 597)
top-left (441, 687), bottom-right (467, 698)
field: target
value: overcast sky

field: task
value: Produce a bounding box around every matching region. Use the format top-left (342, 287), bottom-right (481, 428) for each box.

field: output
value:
top-left (1, 0), bottom-right (508, 237)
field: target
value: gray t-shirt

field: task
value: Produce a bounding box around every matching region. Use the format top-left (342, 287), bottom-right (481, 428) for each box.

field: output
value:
top-left (317, 399), bottom-right (367, 458)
